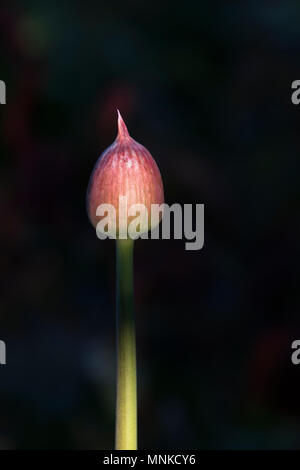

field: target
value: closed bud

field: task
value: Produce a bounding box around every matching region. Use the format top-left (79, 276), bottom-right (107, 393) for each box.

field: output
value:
top-left (87, 111), bottom-right (164, 238)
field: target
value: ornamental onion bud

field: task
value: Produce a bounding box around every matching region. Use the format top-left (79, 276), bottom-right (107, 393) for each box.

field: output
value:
top-left (87, 111), bottom-right (164, 238)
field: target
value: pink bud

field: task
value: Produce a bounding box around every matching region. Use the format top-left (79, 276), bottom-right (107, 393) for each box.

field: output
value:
top-left (87, 111), bottom-right (164, 237)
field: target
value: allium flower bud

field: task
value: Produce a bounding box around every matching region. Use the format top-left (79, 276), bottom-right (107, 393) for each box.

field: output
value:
top-left (87, 111), bottom-right (164, 238)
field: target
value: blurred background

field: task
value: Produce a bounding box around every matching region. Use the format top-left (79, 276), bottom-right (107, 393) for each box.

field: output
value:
top-left (0, 0), bottom-right (300, 450)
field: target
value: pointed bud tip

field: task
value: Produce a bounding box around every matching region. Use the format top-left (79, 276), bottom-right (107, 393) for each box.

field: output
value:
top-left (117, 109), bottom-right (130, 140)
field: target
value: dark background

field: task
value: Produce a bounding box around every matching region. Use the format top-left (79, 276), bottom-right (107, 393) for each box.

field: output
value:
top-left (1, 0), bottom-right (300, 449)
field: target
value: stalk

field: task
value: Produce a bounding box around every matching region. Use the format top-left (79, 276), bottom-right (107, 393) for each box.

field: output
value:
top-left (115, 238), bottom-right (137, 450)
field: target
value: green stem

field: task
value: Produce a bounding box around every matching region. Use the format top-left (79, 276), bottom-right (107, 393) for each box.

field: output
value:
top-left (115, 238), bottom-right (137, 450)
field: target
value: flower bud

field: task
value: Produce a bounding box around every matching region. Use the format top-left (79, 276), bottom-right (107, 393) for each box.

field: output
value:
top-left (87, 111), bottom-right (164, 238)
